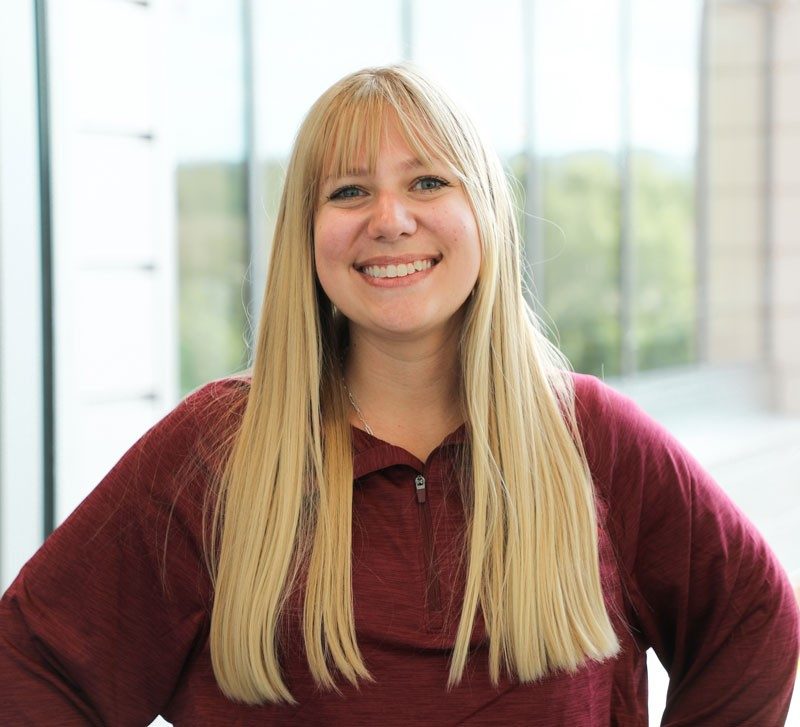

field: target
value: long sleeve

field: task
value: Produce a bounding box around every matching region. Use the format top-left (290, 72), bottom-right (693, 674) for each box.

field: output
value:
top-left (0, 380), bottom-right (244, 725)
top-left (576, 375), bottom-right (800, 725)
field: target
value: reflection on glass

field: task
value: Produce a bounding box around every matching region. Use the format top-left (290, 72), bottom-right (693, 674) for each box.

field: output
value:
top-left (169, 0), bottom-right (248, 395)
top-left (169, 0), bottom-right (700, 386)
top-left (541, 152), bottom-right (623, 376)
top-left (534, 0), bottom-right (623, 376)
top-left (412, 0), bottom-right (525, 157)
top-left (530, 0), bottom-right (698, 376)
top-left (177, 164), bottom-right (248, 392)
top-left (631, 0), bottom-right (699, 371)
top-left (255, 1), bottom-right (403, 161)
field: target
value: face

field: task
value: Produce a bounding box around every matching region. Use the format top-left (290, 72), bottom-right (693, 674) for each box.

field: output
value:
top-left (313, 118), bottom-right (481, 345)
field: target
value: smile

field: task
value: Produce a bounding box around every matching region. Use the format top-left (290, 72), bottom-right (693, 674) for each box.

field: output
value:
top-left (358, 258), bottom-right (437, 279)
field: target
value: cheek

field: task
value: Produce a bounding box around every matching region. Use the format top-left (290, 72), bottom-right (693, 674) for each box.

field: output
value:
top-left (446, 210), bottom-right (482, 269)
top-left (313, 220), bottom-right (351, 303)
top-left (314, 215), bottom-right (353, 266)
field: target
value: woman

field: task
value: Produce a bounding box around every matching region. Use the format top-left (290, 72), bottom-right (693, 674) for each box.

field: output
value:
top-left (1, 65), bottom-right (797, 725)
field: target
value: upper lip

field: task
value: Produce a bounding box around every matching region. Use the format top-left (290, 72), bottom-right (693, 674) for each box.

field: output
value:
top-left (354, 254), bottom-right (442, 269)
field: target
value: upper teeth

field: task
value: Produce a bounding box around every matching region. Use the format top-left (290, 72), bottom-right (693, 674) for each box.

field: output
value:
top-left (360, 259), bottom-right (436, 278)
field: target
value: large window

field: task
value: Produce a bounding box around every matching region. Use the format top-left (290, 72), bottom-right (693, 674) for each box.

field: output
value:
top-left (173, 0), bottom-right (701, 388)
top-left (531, 0), bottom-right (699, 376)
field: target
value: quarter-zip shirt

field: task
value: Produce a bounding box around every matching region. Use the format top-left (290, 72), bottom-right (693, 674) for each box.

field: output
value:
top-left (1, 375), bottom-right (797, 725)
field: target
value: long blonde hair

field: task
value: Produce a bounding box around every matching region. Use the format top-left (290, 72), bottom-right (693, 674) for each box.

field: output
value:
top-left (207, 64), bottom-right (619, 705)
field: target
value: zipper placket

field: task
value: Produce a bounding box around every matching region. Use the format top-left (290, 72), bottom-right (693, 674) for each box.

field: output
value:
top-left (415, 474), bottom-right (443, 619)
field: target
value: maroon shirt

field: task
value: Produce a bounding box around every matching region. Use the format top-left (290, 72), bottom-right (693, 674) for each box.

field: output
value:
top-left (1, 375), bottom-right (797, 725)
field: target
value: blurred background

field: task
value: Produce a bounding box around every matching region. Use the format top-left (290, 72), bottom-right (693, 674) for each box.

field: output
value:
top-left (0, 0), bottom-right (798, 723)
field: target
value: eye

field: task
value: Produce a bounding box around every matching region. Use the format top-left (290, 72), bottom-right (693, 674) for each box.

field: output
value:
top-left (413, 176), bottom-right (449, 192)
top-left (329, 185), bottom-right (365, 201)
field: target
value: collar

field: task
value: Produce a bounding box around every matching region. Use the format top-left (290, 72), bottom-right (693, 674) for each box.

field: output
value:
top-left (351, 423), bottom-right (467, 479)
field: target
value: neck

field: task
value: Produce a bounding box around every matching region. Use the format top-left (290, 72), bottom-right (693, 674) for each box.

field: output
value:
top-left (343, 325), bottom-right (463, 433)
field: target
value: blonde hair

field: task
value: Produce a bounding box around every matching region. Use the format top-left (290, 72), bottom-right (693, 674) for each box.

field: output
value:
top-left (207, 64), bottom-right (619, 705)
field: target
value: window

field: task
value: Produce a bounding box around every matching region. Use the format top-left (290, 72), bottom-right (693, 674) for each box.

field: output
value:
top-left (170, 0), bottom-right (249, 395)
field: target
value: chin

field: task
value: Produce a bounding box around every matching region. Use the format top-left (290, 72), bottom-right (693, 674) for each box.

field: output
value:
top-left (378, 316), bottom-right (456, 340)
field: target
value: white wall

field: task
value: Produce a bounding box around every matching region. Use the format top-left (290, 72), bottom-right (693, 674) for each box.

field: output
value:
top-left (770, 0), bottom-right (800, 413)
top-left (704, 1), bottom-right (767, 364)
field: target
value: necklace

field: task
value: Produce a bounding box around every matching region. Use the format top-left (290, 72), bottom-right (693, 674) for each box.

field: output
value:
top-left (343, 380), bottom-right (374, 436)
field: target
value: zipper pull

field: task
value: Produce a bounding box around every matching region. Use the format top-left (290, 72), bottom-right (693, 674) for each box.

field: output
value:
top-left (415, 474), bottom-right (426, 504)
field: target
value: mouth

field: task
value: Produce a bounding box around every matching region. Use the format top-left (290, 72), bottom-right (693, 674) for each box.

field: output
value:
top-left (354, 255), bottom-right (442, 280)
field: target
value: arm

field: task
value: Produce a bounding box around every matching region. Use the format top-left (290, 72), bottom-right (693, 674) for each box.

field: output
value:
top-left (0, 379), bottom-right (245, 725)
top-left (576, 375), bottom-right (799, 726)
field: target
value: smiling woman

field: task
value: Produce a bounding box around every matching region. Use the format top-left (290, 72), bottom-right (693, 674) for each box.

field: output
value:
top-left (0, 64), bottom-right (797, 725)
top-left (211, 64), bottom-right (623, 706)
top-left (314, 116), bottom-right (480, 348)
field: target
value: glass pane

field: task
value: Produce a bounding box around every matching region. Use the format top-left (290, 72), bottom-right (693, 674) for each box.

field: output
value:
top-left (540, 153), bottom-right (623, 376)
top-left (533, 0), bottom-right (623, 376)
top-left (255, 1), bottom-right (403, 161)
top-left (168, 0), bottom-right (249, 395)
top-left (630, 0), bottom-right (699, 371)
top-left (412, 0), bottom-right (525, 158)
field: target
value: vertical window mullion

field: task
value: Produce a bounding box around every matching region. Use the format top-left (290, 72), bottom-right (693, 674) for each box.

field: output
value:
top-left (34, 0), bottom-right (55, 537)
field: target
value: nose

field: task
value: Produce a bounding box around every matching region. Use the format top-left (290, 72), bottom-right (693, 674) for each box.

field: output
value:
top-left (366, 191), bottom-right (417, 241)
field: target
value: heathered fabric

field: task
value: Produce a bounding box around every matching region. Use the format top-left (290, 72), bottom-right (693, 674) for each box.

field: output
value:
top-left (1, 374), bottom-right (797, 725)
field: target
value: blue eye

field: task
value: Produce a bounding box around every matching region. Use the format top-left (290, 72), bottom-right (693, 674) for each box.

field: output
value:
top-left (329, 186), bottom-right (364, 200)
top-left (414, 176), bottom-right (448, 192)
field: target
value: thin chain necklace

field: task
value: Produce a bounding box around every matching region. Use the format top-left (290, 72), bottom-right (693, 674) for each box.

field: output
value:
top-left (343, 380), bottom-right (374, 436)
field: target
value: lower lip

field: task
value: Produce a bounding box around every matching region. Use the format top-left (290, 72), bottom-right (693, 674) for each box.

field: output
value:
top-left (355, 261), bottom-right (439, 288)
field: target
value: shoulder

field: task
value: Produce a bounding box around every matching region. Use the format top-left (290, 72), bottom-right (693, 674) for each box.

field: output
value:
top-left (569, 372), bottom-right (706, 542)
top-left (571, 371), bottom-right (710, 496)
top-left (570, 372), bottom-right (667, 468)
top-left (570, 372), bottom-right (692, 469)
top-left (174, 374), bottom-right (251, 428)
top-left (141, 375), bottom-right (251, 459)
top-left (569, 372), bottom-right (749, 568)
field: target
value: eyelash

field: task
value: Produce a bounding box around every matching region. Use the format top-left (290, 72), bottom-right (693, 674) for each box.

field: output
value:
top-left (413, 176), bottom-right (449, 192)
top-left (328, 176), bottom-right (450, 201)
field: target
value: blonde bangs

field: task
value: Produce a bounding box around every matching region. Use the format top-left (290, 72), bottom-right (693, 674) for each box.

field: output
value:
top-left (311, 74), bottom-right (464, 203)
